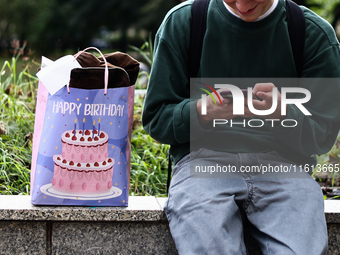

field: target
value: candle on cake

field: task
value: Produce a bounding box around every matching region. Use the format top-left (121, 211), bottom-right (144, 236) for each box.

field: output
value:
top-left (92, 120), bottom-right (95, 138)
top-left (74, 118), bottom-right (77, 134)
top-left (98, 118), bottom-right (101, 136)
top-left (82, 118), bottom-right (85, 135)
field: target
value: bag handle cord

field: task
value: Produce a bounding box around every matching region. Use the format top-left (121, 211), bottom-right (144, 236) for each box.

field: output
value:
top-left (68, 47), bottom-right (109, 95)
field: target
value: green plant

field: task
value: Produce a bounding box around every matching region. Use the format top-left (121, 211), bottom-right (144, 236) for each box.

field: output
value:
top-left (0, 50), bottom-right (170, 196)
top-left (0, 39), bottom-right (170, 196)
top-left (129, 34), bottom-right (153, 90)
top-left (129, 33), bottom-right (154, 67)
top-left (307, 0), bottom-right (339, 23)
top-left (0, 41), bottom-right (38, 195)
top-left (313, 136), bottom-right (340, 188)
top-left (129, 95), bottom-right (169, 197)
top-left (0, 137), bottom-right (31, 195)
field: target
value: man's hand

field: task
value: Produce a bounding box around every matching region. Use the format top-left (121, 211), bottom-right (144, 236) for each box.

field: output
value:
top-left (196, 84), bottom-right (286, 127)
top-left (245, 83), bottom-right (286, 120)
top-left (196, 88), bottom-right (233, 127)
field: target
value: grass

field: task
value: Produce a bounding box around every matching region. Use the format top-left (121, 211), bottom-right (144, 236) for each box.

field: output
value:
top-left (0, 139), bottom-right (31, 195)
top-left (0, 43), bottom-right (169, 197)
top-left (0, 43), bottom-right (38, 195)
top-left (130, 96), bottom-right (169, 196)
top-left (0, 41), bottom-right (339, 198)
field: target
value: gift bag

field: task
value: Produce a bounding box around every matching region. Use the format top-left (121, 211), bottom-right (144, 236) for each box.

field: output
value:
top-left (31, 48), bottom-right (139, 206)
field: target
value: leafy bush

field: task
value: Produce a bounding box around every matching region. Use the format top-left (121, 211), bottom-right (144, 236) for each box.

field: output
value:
top-left (0, 42), bottom-right (169, 196)
top-left (0, 42), bottom-right (37, 195)
top-left (130, 95), bottom-right (169, 196)
top-left (1, 40), bottom-right (338, 198)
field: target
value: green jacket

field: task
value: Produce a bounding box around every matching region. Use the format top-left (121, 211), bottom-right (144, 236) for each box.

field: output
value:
top-left (142, 0), bottom-right (340, 165)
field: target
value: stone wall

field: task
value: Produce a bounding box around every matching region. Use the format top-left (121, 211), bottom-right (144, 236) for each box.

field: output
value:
top-left (0, 196), bottom-right (339, 254)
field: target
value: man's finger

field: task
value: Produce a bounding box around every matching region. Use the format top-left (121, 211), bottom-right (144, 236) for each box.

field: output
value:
top-left (255, 91), bottom-right (272, 102)
top-left (253, 83), bottom-right (275, 94)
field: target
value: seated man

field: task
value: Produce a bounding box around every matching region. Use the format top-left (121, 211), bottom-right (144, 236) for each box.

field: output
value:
top-left (142, 0), bottom-right (340, 254)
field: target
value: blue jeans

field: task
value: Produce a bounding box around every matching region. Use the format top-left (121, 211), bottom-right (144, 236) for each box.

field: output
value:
top-left (164, 149), bottom-right (327, 255)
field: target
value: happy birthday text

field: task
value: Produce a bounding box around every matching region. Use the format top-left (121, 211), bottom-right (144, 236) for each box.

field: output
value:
top-left (52, 101), bottom-right (125, 117)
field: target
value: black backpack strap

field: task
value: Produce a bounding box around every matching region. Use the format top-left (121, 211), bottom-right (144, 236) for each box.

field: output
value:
top-left (167, 153), bottom-right (172, 194)
top-left (286, 0), bottom-right (305, 77)
top-left (188, 0), bottom-right (211, 78)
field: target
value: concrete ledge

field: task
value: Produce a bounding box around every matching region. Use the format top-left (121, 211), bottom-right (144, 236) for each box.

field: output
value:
top-left (324, 200), bottom-right (340, 223)
top-left (0, 196), bottom-right (340, 254)
top-left (0, 196), bottom-right (167, 222)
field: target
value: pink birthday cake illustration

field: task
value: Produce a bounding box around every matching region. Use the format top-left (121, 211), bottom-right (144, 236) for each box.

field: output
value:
top-left (51, 129), bottom-right (114, 194)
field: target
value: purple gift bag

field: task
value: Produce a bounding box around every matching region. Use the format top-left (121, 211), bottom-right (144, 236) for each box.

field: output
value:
top-left (31, 48), bottom-right (138, 206)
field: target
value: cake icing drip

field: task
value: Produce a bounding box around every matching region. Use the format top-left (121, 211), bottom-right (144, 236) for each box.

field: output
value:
top-left (51, 129), bottom-right (115, 194)
top-left (53, 155), bottom-right (114, 171)
top-left (62, 130), bottom-right (109, 147)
